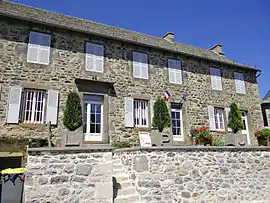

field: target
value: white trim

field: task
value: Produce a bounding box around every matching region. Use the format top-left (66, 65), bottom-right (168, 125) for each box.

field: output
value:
top-left (214, 108), bottom-right (225, 131)
top-left (241, 111), bottom-right (250, 145)
top-left (171, 105), bottom-right (184, 141)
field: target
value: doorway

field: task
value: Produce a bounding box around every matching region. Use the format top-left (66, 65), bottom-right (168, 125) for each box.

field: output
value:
top-left (241, 111), bottom-right (250, 145)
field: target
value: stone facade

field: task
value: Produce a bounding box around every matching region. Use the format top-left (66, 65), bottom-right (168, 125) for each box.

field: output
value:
top-left (24, 148), bottom-right (113, 203)
top-left (114, 147), bottom-right (270, 203)
top-left (261, 91), bottom-right (270, 127)
top-left (0, 1), bottom-right (263, 146)
top-left (25, 147), bottom-right (270, 203)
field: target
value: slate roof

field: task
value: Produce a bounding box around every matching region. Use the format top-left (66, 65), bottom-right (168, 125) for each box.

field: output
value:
top-left (263, 91), bottom-right (270, 101)
top-left (0, 1), bottom-right (260, 71)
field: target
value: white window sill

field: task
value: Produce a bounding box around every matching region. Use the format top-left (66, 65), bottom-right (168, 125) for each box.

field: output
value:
top-left (27, 60), bottom-right (49, 65)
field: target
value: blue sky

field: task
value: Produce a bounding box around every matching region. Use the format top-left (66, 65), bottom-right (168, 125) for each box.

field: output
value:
top-left (11, 0), bottom-right (270, 99)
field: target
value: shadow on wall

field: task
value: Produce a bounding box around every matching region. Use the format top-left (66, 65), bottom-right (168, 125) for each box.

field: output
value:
top-left (113, 176), bottom-right (121, 200)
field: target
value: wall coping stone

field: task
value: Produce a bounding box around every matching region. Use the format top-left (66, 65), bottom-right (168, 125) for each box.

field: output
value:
top-left (113, 146), bottom-right (270, 153)
top-left (28, 146), bottom-right (269, 154)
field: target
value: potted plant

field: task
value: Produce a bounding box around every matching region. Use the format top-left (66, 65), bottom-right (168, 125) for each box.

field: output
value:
top-left (226, 103), bottom-right (245, 146)
top-left (62, 92), bottom-right (83, 147)
top-left (151, 97), bottom-right (171, 146)
top-left (254, 128), bottom-right (270, 146)
top-left (192, 126), bottom-right (213, 146)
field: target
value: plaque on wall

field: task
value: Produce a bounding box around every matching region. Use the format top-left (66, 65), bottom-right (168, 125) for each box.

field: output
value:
top-left (139, 132), bottom-right (151, 147)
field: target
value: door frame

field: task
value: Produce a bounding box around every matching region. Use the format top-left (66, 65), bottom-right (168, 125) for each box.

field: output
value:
top-left (241, 111), bottom-right (250, 145)
top-left (84, 98), bottom-right (103, 142)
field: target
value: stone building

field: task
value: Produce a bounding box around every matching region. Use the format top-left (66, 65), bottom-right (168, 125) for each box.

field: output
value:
top-left (0, 1), bottom-right (263, 150)
top-left (261, 91), bottom-right (270, 127)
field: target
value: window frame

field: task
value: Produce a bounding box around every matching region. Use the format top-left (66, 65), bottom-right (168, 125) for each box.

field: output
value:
top-left (85, 42), bottom-right (105, 73)
top-left (133, 99), bottom-right (149, 127)
top-left (168, 58), bottom-right (182, 85)
top-left (171, 103), bottom-right (184, 141)
top-left (20, 89), bottom-right (47, 124)
top-left (214, 108), bottom-right (225, 131)
top-left (234, 72), bottom-right (246, 94)
top-left (132, 51), bottom-right (149, 79)
top-left (27, 31), bottom-right (51, 65)
top-left (210, 67), bottom-right (222, 91)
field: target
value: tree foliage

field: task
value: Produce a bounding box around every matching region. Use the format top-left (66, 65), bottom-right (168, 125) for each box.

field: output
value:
top-left (152, 98), bottom-right (171, 132)
top-left (228, 103), bottom-right (243, 134)
top-left (63, 92), bottom-right (82, 131)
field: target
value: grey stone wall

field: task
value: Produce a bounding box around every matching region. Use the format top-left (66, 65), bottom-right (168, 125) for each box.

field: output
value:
top-left (24, 148), bottom-right (113, 203)
top-left (0, 16), bottom-right (263, 144)
top-left (114, 147), bottom-right (270, 203)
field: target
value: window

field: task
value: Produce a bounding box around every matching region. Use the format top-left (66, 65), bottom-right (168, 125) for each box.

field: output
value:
top-left (168, 59), bottom-right (182, 84)
top-left (171, 103), bottom-right (183, 141)
top-left (133, 52), bottom-right (148, 79)
top-left (234, 72), bottom-right (246, 94)
top-left (27, 32), bottom-right (51, 65)
top-left (21, 89), bottom-right (47, 124)
top-left (134, 100), bottom-right (148, 127)
top-left (85, 42), bottom-right (104, 73)
top-left (214, 108), bottom-right (224, 130)
top-left (210, 67), bottom-right (222, 90)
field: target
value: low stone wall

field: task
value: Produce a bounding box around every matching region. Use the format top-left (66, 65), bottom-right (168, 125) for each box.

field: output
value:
top-left (24, 147), bottom-right (113, 203)
top-left (24, 147), bottom-right (270, 203)
top-left (114, 147), bottom-right (270, 203)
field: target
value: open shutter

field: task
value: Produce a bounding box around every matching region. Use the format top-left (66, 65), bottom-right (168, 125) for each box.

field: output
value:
top-left (234, 72), bottom-right (246, 94)
top-left (168, 59), bottom-right (175, 83)
top-left (85, 43), bottom-right (95, 71)
top-left (175, 60), bottom-right (182, 84)
top-left (94, 44), bottom-right (104, 73)
top-left (208, 105), bottom-right (216, 131)
top-left (46, 90), bottom-right (59, 125)
top-left (124, 97), bottom-right (134, 127)
top-left (225, 107), bottom-right (232, 132)
top-left (132, 52), bottom-right (141, 78)
top-left (150, 99), bottom-right (156, 127)
top-left (140, 53), bottom-right (148, 79)
top-left (7, 86), bottom-right (22, 123)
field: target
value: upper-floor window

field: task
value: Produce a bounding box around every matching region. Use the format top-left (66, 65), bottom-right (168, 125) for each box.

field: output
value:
top-left (6, 87), bottom-right (59, 125)
top-left (234, 72), bottom-right (246, 94)
top-left (210, 67), bottom-right (222, 91)
top-left (168, 59), bottom-right (182, 84)
top-left (132, 52), bottom-right (148, 79)
top-left (85, 42), bottom-right (104, 73)
top-left (27, 32), bottom-right (51, 65)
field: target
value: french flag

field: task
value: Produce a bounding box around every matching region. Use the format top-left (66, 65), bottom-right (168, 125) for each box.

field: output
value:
top-left (164, 90), bottom-right (171, 101)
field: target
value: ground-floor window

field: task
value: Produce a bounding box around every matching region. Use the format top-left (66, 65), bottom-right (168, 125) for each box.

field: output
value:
top-left (134, 99), bottom-right (148, 127)
top-left (214, 108), bottom-right (224, 130)
top-left (21, 89), bottom-right (46, 124)
top-left (171, 103), bottom-right (183, 141)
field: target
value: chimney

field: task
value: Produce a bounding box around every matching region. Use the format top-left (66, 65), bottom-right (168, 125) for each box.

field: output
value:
top-left (209, 44), bottom-right (224, 56)
top-left (162, 32), bottom-right (175, 43)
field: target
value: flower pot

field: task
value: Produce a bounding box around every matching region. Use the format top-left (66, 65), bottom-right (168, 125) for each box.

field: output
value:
top-left (196, 138), bottom-right (212, 146)
top-left (257, 137), bottom-right (268, 146)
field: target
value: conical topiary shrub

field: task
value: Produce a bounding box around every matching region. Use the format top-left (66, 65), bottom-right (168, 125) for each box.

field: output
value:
top-left (228, 103), bottom-right (244, 134)
top-left (152, 97), bottom-right (171, 132)
top-left (63, 92), bottom-right (82, 131)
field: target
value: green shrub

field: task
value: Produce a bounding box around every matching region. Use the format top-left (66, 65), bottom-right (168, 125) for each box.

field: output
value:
top-left (228, 103), bottom-right (243, 134)
top-left (63, 92), bottom-right (82, 131)
top-left (212, 139), bottom-right (225, 146)
top-left (111, 140), bottom-right (131, 148)
top-left (152, 98), bottom-right (171, 132)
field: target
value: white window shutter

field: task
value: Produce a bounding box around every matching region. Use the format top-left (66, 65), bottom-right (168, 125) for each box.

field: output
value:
top-left (225, 107), bottom-right (232, 132)
top-left (124, 97), bottom-right (134, 127)
top-left (133, 52), bottom-right (141, 78)
top-left (94, 44), bottom-right (104, 73)
top-left (140, 53), bottom-right (148, 79)
top-left (168, 59), bottom-right (182, 84)
top-left (168, 59), bottom-right (175, 83)
top-left (46, 90), bottom-right (59, 125)
top-left (210, 67), bottom-right (222, 90)
top-left (7, 86), bottom-right (22, 123)
top-left (175, 60), bottom-right (182, 84)
top-left (234, 72), bottom-right (246, 94)
top-left (208, 105), bottom-right (216, 131)
top-left (85, 43), bottom-right (95, 71)
top-left (39, 47), bottom-right (50, 65)
top-left (150, 100), bottom-right (156, 127)
top-left (27, 45), bottom-right (39, 63)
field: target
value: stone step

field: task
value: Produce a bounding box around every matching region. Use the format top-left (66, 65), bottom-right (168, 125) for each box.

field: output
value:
top-left (113, 164), bottom-right (124, 170)
top-left (114, 174), bottom-right (129, 182)
top-left (117, 187), bottom-right (137, 196)
top-left (113, 159), bottom-right (121, 165)
top-left (114, 195), bottom-right (141, 203)
top-left (113, 168), bottom-right (126, 175)
top-left (118, 181), bottom-right (132, 188)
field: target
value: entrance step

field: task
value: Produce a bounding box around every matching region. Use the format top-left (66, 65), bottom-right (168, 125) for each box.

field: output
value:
top-left (114, 195), bottom-right (141, 203)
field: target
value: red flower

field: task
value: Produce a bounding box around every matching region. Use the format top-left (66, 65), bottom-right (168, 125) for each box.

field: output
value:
top-left (195, 129), bottom-right (200, 133)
